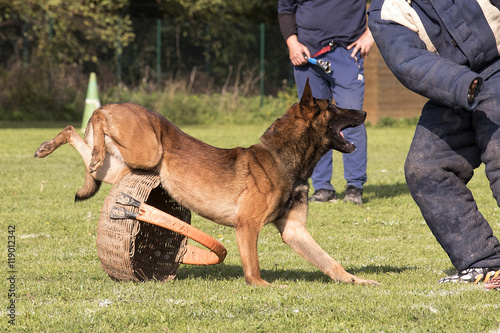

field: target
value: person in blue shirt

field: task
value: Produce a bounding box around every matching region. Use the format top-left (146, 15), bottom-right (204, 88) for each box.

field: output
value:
top-left (368, 0), bottom-right (500, 285)
top-left (278, 0), bottom-right (373, 205)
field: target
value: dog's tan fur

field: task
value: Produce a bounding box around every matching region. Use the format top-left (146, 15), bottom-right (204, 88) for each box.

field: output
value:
top-left (35, 80), bottom-right (378, 287)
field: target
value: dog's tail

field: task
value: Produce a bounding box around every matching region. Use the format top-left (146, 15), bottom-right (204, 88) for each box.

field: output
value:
top-left (75, 168), bottom-right (102, 201)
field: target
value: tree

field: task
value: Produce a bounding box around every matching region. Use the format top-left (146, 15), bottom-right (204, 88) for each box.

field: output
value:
top-left (158, 0), bottom-right (278, 24)
top-left (0, 0), bottom-right (134, 65)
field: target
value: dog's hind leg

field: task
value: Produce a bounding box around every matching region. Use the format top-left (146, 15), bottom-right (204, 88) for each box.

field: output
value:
top-left (34, 125), bottom-right (103, 201)
top-left (34, 126), bottom-right (90, 159)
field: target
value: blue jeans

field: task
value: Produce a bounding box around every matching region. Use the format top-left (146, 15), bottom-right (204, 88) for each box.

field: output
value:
top-left (294, 46), bottom-right (368, 191)
top-left (405, 74), bottom-right (500, 271)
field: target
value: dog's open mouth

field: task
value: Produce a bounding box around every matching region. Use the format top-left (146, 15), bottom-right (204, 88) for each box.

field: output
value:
top-left (332, 126), bottom-right (356, 153)
top-left (330, 112), bottom-right (366, 153)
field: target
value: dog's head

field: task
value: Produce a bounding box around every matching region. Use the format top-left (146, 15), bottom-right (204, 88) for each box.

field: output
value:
top-left (299, 79), bottom-right (366, 154)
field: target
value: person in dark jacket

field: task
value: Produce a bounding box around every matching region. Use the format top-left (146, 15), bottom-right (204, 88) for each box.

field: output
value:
top-left (278, 0), bottom-right (373, 205)
top-left (368, 0), bottom-right (500, 284)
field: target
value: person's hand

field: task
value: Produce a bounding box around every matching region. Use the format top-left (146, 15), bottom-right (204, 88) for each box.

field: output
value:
top-left (286, 35), bottom-right (310, 66)
top-left (347, 28), bottom-right (374, 58)
top-left (468, 79), bottom-right (480, 104)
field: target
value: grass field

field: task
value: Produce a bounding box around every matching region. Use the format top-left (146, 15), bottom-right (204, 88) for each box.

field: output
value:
top-left (1, 122), bottom-right (500, 332)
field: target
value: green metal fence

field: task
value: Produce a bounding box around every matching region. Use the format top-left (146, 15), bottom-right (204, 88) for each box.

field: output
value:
top-left (103, 18), bottom-right (293, 96)
top-left (5, 18), bottom-right (293, 97)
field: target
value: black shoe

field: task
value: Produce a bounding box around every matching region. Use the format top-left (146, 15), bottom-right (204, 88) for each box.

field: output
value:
top-left (438, 267), bottom-right (500, 284)
top-left (308, 189), bottom-right (337, 202)
top-left (343, 185), bottom-right (363, 205)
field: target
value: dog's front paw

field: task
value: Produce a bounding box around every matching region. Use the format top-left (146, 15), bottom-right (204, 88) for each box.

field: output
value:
top-left (351, 277), bottom-right (379, 286)
top-left (245, 277), bottom-right (273, 287)
top-left (271, 283), bottom-right (288, 289)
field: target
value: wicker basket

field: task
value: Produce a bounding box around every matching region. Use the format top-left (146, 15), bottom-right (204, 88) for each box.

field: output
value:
top-left (96, 170), bottom-right (191, 282)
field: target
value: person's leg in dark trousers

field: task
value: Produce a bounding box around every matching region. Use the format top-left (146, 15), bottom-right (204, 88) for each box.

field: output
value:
top-left (328, 48), bottom-right (367, 198)
top-left (405, 73), bottom-right (500, 275)
top-left (294, 47), bottom-right (367, 203)
top-left (294, 63), bottom-right (336, 201)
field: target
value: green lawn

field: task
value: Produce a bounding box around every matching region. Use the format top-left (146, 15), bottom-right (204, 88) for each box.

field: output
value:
top-left (1, 122), bottom-right (500, 332)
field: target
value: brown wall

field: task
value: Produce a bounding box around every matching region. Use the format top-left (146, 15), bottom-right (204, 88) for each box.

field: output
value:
top-left (364, 43), bottom-right (427, 124)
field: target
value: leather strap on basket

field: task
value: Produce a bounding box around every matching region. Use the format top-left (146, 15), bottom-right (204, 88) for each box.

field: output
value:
top-left (136, 202), bottom-right (227, 265)
top-left (111, 193), bottom-right (227, 266)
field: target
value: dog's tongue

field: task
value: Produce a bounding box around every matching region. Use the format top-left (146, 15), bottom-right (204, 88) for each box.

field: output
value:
top-left (340, 131), bottom-right (344, 139)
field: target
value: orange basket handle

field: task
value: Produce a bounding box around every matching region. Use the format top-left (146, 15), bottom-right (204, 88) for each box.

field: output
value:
top-left (136, 202), bottom-right (227, 265)
top-left (111, 193), bottom-right (227, 265)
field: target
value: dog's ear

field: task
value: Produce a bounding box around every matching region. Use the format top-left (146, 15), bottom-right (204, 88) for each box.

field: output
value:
top-left (299, 78), bottom-right (320, 118)
top-left (300, 78), bottom-right (314, 108)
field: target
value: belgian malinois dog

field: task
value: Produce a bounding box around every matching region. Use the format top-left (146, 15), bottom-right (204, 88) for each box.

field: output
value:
top-left (34, 79), bottom-right (378, 287)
